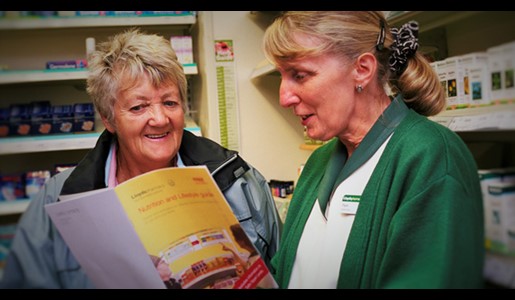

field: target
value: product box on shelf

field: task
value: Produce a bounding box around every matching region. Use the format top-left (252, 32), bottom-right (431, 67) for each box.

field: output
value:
top-left (171, 36), bottom-right (194, 65)
top-left (0, 223), bottom-right (17, 272)
top-left (57, 11), bottom-right (196, 17)
top-left (51, 104), bottom-right (74, 134)
top-left (25, 170), bottom-right (51, 199)
top-left (140, 11), bottom-right (196, 16)
top-left (486, 182), bottom-right (515, 256)
top-left (269, 180), bottom-right (294, 198)
top-left (487, 44), bottom-right (505, 104)
top-left (0, 174), bottom-right (25, 201)
top-left (501, 41), bottom-right (515, 103)
top-left (30, 101), bottom-right (52, 135)
top-left (104, 11), bottom-right (140, 17)
top-left (105, 11), bottom-right (195, 17)
top-left (437, 57), bottom-right (461, 109)
top-left (8, 104), bottom-right (31, 136)
top-left (458, 52), bottom-right (490, 107)
top-left (0, 108), bottom-right (9, 137)
top-left (480, 168), bottom-right (515, 253)
top-left (46, 60), bottom-right (87, 70)
top-left (71, 11), bottom-right (106, 17)
top-left (73, 103), bottom-right (95, 133)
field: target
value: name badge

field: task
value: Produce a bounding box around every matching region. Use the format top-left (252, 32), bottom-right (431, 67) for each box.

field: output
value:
top-left (340, 194), bottom-right (360, 214)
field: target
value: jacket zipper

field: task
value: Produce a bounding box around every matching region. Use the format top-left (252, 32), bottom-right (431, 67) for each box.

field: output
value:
top-left (211, 153), bottom-right (238, 176)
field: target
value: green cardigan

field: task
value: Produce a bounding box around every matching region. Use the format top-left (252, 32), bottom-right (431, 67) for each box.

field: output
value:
top-left (271, 109), bottom-right (485, 288)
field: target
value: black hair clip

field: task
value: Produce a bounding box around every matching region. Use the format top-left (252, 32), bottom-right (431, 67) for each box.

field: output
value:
top-left (376, 19), bottom-right (386, 51)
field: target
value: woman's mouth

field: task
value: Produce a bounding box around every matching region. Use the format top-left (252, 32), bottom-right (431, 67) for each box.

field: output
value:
top-left (146, 132), bottom-right (169, 139)
top-left (300, 114), bottom-right (313, 125)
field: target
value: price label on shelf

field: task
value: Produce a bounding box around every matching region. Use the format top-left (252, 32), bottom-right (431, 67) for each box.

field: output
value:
top-left (214, 40), bottom-right (240, 152)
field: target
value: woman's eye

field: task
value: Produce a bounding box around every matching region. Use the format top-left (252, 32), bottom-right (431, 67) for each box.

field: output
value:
top-left (164, 100), bottom-right (179, 107)
top-left (294, 72), bottom-right (306, 81)
top-left (130, 105), bottom-right (143, 112)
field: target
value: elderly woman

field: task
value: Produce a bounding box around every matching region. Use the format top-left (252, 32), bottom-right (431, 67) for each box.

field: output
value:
top-left (1, 28), bottom-right (281, 288)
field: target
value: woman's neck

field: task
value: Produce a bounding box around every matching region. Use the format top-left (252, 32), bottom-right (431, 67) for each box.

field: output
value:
top-left (115, 152), bottom-right (177, 184)
top-left (340, 91), bottom-right (392, 157)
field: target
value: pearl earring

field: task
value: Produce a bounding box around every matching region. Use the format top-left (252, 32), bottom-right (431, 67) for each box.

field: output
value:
top-left (356, 85), bottom-right (363, 93)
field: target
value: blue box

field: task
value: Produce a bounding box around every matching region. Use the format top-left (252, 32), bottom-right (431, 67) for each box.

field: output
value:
top-left (51, 105), bottom-right (74, 134)
top-left (9, 104), bottom-right (31, 136)
top-left (30, 101), bottom-right (52, 135)
top-left (0, 223), bottom-right (17, 268)
top-left (0, 108), bottom-right (10, 137)
top-left (0, 174), bottom-right (25, 201)
top-left (73, 103), bottom-right (95, 132)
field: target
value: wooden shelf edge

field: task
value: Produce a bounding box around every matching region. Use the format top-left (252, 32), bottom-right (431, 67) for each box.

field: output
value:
top-left (0, 132), bottom-right (101, 155)
top-left (0, 64), bottom-right (198, 85)
top-left (250, 60), bottom-right (277, 79)
top-left (0, 199), bottom-right (30, 216)
top-left (0, 14), bottom-right (196, 30)
top-left (429, 103), bottom-right (515, 132)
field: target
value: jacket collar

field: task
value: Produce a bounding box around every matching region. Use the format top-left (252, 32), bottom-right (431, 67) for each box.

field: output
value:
top-left (180, 130), bottom-right (249, 191)
top-left (61, 129), bottom-right (249, 195)
top-left (60, 130), bottom-right (113, 195)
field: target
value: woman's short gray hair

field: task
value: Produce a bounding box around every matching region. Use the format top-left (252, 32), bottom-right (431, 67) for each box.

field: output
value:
top-left (86, 28), bottom-right (188, 126)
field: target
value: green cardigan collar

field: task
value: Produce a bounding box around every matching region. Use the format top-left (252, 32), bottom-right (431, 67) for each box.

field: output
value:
top-left (317, 94), bottom-right (409, 214)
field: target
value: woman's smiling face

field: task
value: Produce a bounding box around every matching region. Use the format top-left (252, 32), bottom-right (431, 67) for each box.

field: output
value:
top-left (104, 73), bottom-right (184, 171)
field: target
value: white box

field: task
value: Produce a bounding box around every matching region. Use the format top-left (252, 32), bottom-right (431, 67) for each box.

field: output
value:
top-left (487, 44), bottom-right (506, 104)
top-left (501, 41), bottom-right (515, 103)
top-left (436, 57), bottom-right (460, 109)
top-left (171, 36), bottom-right (194, 65)
top-left (435, 59), bottom-right (447, 108)
top-left (479, 168), bottom-right (515, 252)
top-left (458, 52), bottom-right (490, 107)
top-left (446, 57), bottom-right (460, 108)
top-left (487, 182), bottom-right (515, 255)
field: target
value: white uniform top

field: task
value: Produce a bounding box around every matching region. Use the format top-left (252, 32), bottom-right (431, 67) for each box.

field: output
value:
top-left (288, 135), bottom-right (392, 289)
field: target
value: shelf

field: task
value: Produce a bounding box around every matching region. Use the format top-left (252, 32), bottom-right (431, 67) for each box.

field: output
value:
top-left (0, 199), bottom-right (30, 216)
top-left (0, 64), bottom-right (199, 85)
top-left (387, 11), bottom-right (482, 33)
top-left (457, 130), bottom-right (515, 143)
top-left (429, 103), bottom-right (515, 132)
top-left (0, 14), bottom-right (196, 30)
top-left (0, 132), bottom-right (101, 155)
top-left (250, 59), bottom-right (277, 79)
top-left (298, 104), bottom-right (515, 150)
top-left (0, 69), bottom-right (88, 85)
top-left (182, 64), bottom-right (198, 76)
top-left (296, 104), bottom-right (515, 150)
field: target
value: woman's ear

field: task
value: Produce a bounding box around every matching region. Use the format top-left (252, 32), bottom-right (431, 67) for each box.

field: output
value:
top-left (354, 52), bottom-right (377, 89)
top-left (101, 115), bottom-right (115, 134)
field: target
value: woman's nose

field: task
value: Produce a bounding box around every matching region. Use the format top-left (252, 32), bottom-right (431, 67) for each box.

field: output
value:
top-left (148, 105), bottom-right (168, 126)
top-left (279, 81), bottom-right (299, 108)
